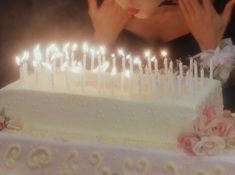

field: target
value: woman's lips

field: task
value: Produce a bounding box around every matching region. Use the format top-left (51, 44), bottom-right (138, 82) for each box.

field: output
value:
top-left (127, 8), bottom-right (140, 15)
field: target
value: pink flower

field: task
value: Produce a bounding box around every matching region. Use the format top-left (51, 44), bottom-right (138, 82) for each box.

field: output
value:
top-left (194, 108), bottom-right (235, 138)
top-left (206, 116), bottom-right (235, 138)
top-left (178, 132), bottom-right (200, 155)
top-left (193, 136), bottom-right (225, 156)
top-left (202, 105), bottom-right (216, 120)
top-left (0, 116), bottom-right (5, 131)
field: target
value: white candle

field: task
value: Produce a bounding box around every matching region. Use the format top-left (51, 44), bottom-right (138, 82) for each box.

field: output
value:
top-left (111, 67), bottom-right (117, 96)
top-left (71, 43), bottom-right (78, 64)
top-left (200, 68), bottom-right (204, 89)
top-left (169, 61), bottom-right (173, 74)
top-left (127, 54), bottom-right (134, 74)
top-left (134, 57), bottom-right (143, 74)
top-left (90, 48), bottom-right (95, 71)
top-left (189, 58), bottom-right (193, 75)
top-left (209, 59), bottom-right (213, 80)
top-left (179, 62), bottom-right (183, 79)
top-left (100, 46), bottom-right (106, 64)
top-left (63, 42), bottom-right (70, 62)
top-left (82, 42), bottom-right (88, 70)
top-left (118, 49), bottom-right (126, 72)
top-left (194, 61), bottom-right (198, 81)
top-left (164, 58), bottom-right (168, 74)
top-left (152, 56), bottom-right (158, 76)
top-left (145, 50), bottom-right (152, 74)
top-left (124, 69), bottom-right (132, 95)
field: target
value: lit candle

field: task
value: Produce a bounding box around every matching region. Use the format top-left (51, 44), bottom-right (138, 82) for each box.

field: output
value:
top-left (33, 44), bottom-right (42, 86)
top-left (124, 69), bottom-right (132, 95)
top-left (100, 46), bottom-right (106, 65)
top-left (63, 42), bottom-right (70, 62)
top-left (90, 48), bottom-right (95, 71)
top-left (209, 59), bottom-right (213, 80)
top-left (189, 58), bottom-right (193, 75)
top-left (118, 49), bottom-right (126, 72)
top-left (200, 68), bottom-right (204, 90)
top-left (127, 54), bottom-right (134, 74)
top-left (194, 61), bottom-right (198, 81)
top-left (82, 42), bottom-right (88, 70)
top-left (179, 62), bottom-right (183, 79)
top-left (15, 56), bottom-right (23, 83)
top-left (164, 58), bottom-right (168, 74)
top-left (169, 61), bottom-right (173, 74)
top-left (134, 57), bottom-right (143, 74)
top-left (111, 67), bottom-right (117, 96)
top-left (22, 51), bottom-right (29, 81)
top-left (71, 43), bottom-right (78, 64)
top-left (42, 62), bottom-right (54, 89)
top-left (152, 56), bottom-right (158, 76)
top-left (145, 50), bottom-right (152, 74)
top-left (134, 57), bottom-right (143, 96)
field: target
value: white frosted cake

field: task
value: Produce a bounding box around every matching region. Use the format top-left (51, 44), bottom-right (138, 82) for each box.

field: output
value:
top-left (0, 43), bottom-right (234, 175)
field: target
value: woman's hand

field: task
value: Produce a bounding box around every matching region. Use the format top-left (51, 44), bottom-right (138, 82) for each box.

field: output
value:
top-left (88, 0), bottom-right (133, 45)
top-left (179, 0), bottom-right (235, 50)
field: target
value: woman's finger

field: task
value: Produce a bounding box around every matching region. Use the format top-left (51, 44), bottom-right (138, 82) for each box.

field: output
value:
top-left (178, 0), bottom-right (191, 19)
top-left (222, 0), bottom-right (235, 24)
top-left (179, 0), bottom-right (195, 17)
top-left (186, 0), bottom-right (202, 15)
top-left (88, 0), bottom-right (98, 16)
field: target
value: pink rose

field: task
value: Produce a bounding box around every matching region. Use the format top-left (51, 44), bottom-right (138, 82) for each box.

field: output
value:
top-left (193, 136), bottom-right (226, 156)
top-left (0, 116), bottom-right (5, 131)
top-left (206, 116), bottom-right (235, 138)
top-left (178, 132), bottom-right (200, 155)
top-left (202, 105), bottom-right (216, 120)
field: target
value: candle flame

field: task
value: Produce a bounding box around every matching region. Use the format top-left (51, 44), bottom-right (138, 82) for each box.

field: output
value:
top-left (33, 44), bottom-right (42, 62)
top-left (15, 56), bottom-right (21, 66)
top-left (46, 44), bottom-right (59, 61)
top-left (134, 57), bottom-right (141, 65)
top-left (72, 43), bottom-right (78, 51)
top-left (22, 51), bottom-right (29, 62)
top-left (144, 50), bottom-right (151, 58)
top-left (151, 56), bottom-right (156, 62)
top-left (118, 49), bottom-right (125, 57)
top-left (161, 50), bottom-right (168, 57)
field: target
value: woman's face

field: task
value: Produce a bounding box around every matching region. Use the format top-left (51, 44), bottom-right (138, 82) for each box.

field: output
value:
top-left (115, 0), bottom-right (165, 18)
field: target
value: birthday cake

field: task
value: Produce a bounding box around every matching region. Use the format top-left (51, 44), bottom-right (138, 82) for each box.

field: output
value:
top-left (0, 43), bottom-right (234, 175)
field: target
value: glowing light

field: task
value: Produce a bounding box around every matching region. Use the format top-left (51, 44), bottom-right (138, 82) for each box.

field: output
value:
top-left (118, 49), bottom-right (125, 57)
top-left (144, 50), bottom-right (151, 58)
top-left (15, 56), bottom-right (21, 66)
top-left (161, 50), bottom-right (168, 57)
top-left (151, 56), bottom-right (156, 62)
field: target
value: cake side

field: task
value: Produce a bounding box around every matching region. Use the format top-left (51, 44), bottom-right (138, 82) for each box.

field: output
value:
top-left (0, 73), bottom-right (223, 149)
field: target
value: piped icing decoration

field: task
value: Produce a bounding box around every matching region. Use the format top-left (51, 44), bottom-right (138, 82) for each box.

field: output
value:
top-left (178, 105), bottom-right (235, 156)
top-left (4, 144), bottom-right (22, 169)
top-left (0, 107), bottom-right (23, 131)
top-left (123, 158), bottom-right (150, 175)
top-left (27, 146), bottom-right (52, 169)
top-left (62, 151), bottom-right (79, 175)
top-left (163, 161), bottom-right (182, 175)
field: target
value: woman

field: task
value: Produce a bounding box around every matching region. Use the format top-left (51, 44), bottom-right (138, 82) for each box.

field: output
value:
top-left (88, 0), bottom-right (235, 111)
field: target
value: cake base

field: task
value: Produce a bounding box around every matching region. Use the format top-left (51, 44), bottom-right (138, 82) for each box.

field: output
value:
top-left (0, 131), bottom-right (234, 175)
